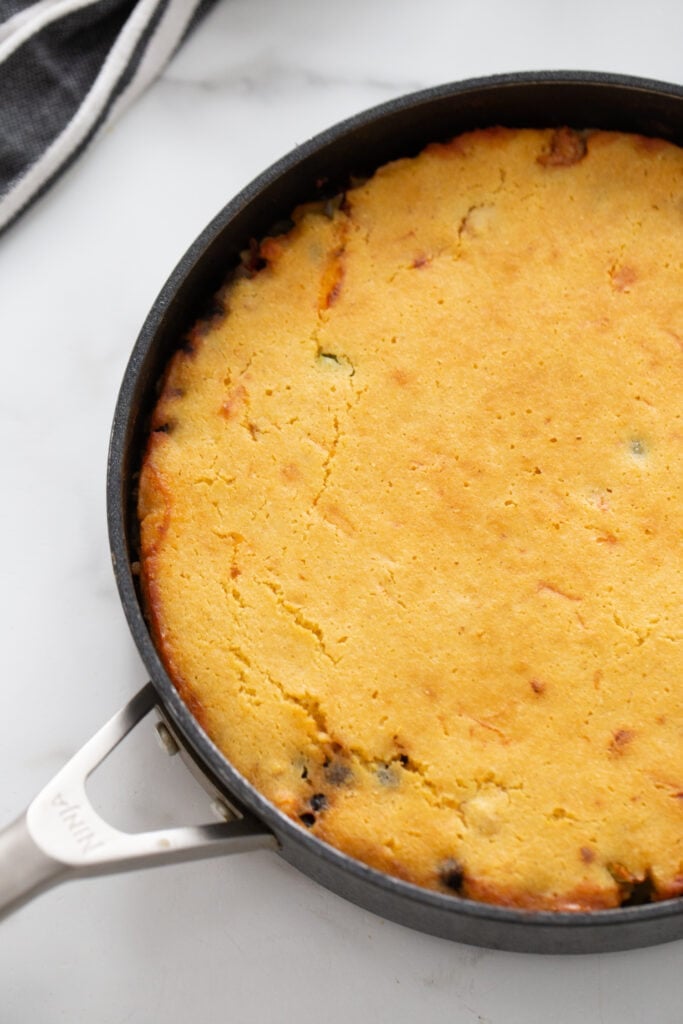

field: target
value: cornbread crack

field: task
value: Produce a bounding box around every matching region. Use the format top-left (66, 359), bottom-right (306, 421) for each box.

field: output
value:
top-left (311, 413), bottom-right (341, 509)
top-left (259, 577), bottom-right (339, 665)
top-left (139, 126), bottom-right (683, 910)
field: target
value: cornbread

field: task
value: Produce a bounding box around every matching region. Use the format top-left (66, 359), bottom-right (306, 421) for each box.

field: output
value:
top-left (139, 127), bottom-right (683, 911)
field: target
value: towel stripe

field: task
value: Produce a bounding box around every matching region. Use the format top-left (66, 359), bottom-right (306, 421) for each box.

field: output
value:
top-left (0, 0), bottom-right (215, 236)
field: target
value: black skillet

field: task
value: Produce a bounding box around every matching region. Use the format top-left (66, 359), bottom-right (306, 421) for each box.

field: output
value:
top-left (1, 70), bottom-right (682, 953)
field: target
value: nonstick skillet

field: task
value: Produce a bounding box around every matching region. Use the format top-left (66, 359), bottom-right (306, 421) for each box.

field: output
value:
top-left (1, 70), bottom-right (682, 954)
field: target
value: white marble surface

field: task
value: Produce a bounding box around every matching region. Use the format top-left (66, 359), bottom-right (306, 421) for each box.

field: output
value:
top-left (1, 0), bottom-right (683, 1020)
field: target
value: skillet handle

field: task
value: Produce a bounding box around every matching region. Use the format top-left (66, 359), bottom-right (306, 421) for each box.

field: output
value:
top-left (0, 683), bottom-right (277, 921)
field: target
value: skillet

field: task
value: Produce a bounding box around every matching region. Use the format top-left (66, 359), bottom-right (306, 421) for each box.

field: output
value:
top-left (1, 70), bottom-right (682, 953)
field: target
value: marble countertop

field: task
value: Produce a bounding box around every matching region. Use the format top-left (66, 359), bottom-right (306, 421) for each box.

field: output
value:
top-left (1, 1), bottom-right (682, 1020)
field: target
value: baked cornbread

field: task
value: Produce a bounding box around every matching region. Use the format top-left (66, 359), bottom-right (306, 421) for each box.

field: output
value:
top-left (139, 127), bottom-right (683, 911)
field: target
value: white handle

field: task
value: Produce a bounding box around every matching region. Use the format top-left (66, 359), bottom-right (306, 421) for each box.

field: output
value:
top-left (0, 683), bottom-right (277, 920)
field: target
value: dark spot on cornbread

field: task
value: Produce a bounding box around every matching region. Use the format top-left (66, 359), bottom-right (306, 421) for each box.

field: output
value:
top-left (538, 127), bottom-right (587, 167)
top-left (239, 238), bottom-right (268, 276)
top-left (621, 876), bottom-right (656, 906)
top-left (412, 253), bottom-right (431, 268)
top-left (324, 758), bottom-right (352, 786)
top-left (398, 754), bottom-right (410, 767)
top-left (610, 265), bottom-right (638, 292)
top-left (391, 368), bottom-right (411, 387)
top-left (310, 793), bottom-right (328, 812)
top-left (610, 728), bottom-right (635, 754)
top-left (230, 565), bottom-right (241, 579)
top-left (299, 812), bottom-right (316, 828)
top-left (325, 278), bottom-right (343, 308)
top-left (530, 679), bottom-right (545, 694)
top-left (153, 422), bottom-right (172, 434)
top-left (376, 764), bottom-right (399, 787)
top-left (200, 297), bottom-right (226, 322)
top-left (300, 765), bottom-right (308, 780)
top-left (440, 858), bottom-right (465, 894)
top-left (609, 866), bottom-right (656, 906)
top-left (629, 438), bottom-right (646, 458)
top-left (580, 846), bottom-right (595, 864)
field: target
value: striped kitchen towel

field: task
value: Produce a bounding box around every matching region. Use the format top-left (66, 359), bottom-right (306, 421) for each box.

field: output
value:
top-left (0, 0), bottom-right (217, 236)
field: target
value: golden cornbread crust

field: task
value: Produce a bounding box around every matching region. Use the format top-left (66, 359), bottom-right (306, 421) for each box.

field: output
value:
top-left (139, 128), bottom-right (683, 911)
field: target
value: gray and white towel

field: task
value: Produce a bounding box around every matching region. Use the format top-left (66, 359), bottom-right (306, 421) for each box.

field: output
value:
top-left (0, 0), bottom-right (217, 236)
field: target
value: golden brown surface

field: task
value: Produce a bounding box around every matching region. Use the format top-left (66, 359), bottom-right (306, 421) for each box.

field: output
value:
top-left (139, 128), bottom-right (683, 910)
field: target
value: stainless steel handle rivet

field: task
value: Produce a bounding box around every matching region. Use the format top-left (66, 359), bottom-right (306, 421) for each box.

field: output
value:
top-left (155, 721), bottom-right (180, 757)
top-left (211, 799), bottom-right (236, 823)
